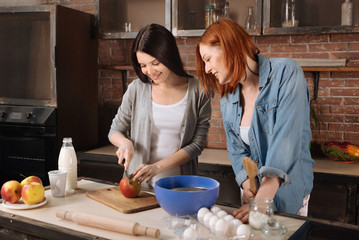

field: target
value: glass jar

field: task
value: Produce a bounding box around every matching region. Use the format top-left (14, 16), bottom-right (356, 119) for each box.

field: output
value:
top-left (205, 4), bottom-right (216, 28)
top-left (245, 7), bottom-right (255, 30)
top-left (281, 0), bottom-right (299, 28)
top-left (249, 198), bottom-right (274, 230)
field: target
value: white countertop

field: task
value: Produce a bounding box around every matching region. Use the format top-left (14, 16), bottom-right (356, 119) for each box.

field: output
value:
top-left (0, 180), bottom-right (306, 240)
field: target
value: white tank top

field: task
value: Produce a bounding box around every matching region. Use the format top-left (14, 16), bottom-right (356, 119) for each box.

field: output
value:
top-left (240, 126), bottom-right (250, 145)
top-left (149, 89), bottom-right (188, 186)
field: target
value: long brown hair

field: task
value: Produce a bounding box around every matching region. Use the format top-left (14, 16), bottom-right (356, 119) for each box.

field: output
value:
top-left (132, 24), bottom-right (191, 83)
top-left (196, 18), bottom-right (259, 96)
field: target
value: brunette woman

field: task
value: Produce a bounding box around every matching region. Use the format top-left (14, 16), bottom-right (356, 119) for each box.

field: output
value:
top-left (109, 24), bottom-right (211, 188)
top-left (196, 18), bottom-right (313, 222)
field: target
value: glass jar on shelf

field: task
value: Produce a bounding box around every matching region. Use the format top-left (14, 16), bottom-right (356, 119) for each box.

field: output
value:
top-left (245, 6), bottom-right (255, 30)
top-left (205, 4), bottom-right (216, 28)
top-left (281, 0), bottom-right (299, 28)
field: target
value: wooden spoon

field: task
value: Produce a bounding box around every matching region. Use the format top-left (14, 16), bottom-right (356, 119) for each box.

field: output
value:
top-left (242, 157), bottom-right (258, 195)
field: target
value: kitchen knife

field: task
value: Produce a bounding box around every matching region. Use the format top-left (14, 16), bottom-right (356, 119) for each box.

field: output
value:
top-left (242, 157), bottom-right (258, 195)
top-left (122, 159), bottom-right (129, 180)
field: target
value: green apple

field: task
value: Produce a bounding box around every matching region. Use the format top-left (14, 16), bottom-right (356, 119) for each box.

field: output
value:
top-left (21, 182), bottom-right (45, 205)
top-left (1, 180), bottom-right (22, 203)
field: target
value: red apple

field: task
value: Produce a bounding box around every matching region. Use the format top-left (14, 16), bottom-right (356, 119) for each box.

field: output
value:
top-left (21, 175), bottom-right (43, 187)
top-left (21, 182), bottom-right (45, 205)
top-left (1, 180), bottom-right (22, 203)
top-left (119, 177), bottom-right (141, 198)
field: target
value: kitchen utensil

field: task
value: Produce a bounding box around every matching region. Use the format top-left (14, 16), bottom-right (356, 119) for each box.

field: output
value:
top-left (154, 175), bottom-right (219, 216)
top-left (56, 210), bottom-right (160, 238)
top-left (86, 187), bottom-right (159, 213)
top-left (122, 159), bottom-right (129, 180)
top-left (242, 157), bottom-right (258, 194)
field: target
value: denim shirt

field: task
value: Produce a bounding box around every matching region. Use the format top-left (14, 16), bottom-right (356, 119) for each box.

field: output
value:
top-left (220, 55), bottom-right (314, 214)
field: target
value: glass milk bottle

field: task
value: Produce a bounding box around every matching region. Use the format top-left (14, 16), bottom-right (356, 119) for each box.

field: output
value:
top-left (58, 137), bottom-right (78, 192)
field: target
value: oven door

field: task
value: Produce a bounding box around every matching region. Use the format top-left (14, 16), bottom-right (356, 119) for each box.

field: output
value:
top-left (0, 124), bottom-right (57, 186)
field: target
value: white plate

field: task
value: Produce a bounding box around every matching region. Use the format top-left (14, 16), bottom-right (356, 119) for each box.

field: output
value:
top-left (2, 197), bottom-right (47, 210)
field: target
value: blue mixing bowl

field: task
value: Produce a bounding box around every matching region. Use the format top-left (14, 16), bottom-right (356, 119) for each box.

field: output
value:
top-left (154, 175), bottom-right (220, 216)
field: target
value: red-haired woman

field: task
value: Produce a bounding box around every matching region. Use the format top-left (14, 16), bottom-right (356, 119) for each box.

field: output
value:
top-left (196, 18), bottom-right (313, 223)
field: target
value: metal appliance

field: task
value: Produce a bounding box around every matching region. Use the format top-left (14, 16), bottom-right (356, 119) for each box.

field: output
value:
top-left (0, 5), bottom-right (98, 186)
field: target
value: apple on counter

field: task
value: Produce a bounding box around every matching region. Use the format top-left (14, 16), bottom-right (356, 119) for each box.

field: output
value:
top-left (21, 182), bottom-right (45, 205)
top-left (20, 175), bottom-right (43, 187)
top-left (1, 180), bottom-right (22, 203)
top-left (1, 175), bottom-right (45, 205)
top-left (119, 177), bottom-right (141, 198)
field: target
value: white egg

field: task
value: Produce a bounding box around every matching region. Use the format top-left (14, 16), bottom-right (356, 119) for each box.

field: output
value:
top-left (236, 224), bottom-right (251, 240)
top-left (228, 219), bottom-right (242, 236)
top-left (209, 215), bottom-right (219, 232)
top-left (203, 212), bottom-right (214, 228)
top-left (183, 226), bottom-right (197, 240)
top-left (197, 207), bottom-right (209, 224)
top-left (215, 219), bottom-right (229, 235)
top-left (216, 210), bottom-right (228, 218)
top-left (210, 206), bottom-right (221, 214)
top-left (223, 214), bottom-right (235, 222)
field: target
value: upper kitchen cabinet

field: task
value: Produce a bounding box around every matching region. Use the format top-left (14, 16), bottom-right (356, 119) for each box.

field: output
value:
top-left (97, 0), bottom-right (171, 39)
top-left (263, 0), bottom-right (359, 35)
top-left (172, 0), bottom-right (262, 36)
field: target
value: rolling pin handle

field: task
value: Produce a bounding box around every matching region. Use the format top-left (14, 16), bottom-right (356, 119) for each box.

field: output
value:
top-left (133, 223), bottom-right (160, 238)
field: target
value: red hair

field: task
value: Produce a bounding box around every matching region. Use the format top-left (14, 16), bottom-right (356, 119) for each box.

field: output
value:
top-left (196, 18), bottom-right (259, 96)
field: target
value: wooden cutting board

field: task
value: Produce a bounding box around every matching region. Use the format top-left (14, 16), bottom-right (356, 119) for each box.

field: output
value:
top-left (86, 187), bottom-right (159, 214)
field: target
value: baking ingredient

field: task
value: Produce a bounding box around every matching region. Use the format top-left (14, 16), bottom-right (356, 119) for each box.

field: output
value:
top-left (21, 175), bottom-right (43, 187)
top-left (119, 177), bottom-right (141, 198)
top-left (236, 224), bottom-right (251, 240)
top-left (21, 182), bottom-right (45, 205)
top-left (183, 224), bottom-right (197, 240)
top-left (203, 212), bottom-right (214, 228)
top-left (228, 219), bottom-right (242, 236)
top-left (223, 214), bottom-right (235, 222)
top-left (210, 206), bottom-right (221, 214)
top-left (216, 210), bottom-right (228, 218)
top-left (58, 137), bottom-right (78, 191)
top-left (209, 215), bottom-right (219, 232)
top-left (249, 211), bottom-right (269, 229)
top-left (197, 207), bottom-right (209, 223)
top-left (1, 180), bottom-right (22, 203)
top-left (215, 219), bottom-right (229, 235)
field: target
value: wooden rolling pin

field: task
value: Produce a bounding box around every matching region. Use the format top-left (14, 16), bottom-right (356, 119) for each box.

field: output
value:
top-left (56, 210), bottom-right (160, 238)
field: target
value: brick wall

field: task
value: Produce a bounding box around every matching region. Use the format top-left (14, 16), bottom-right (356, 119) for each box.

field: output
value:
top-left (97, 34), bottom-right (359, 150)
top-left (60, 1), bottom-right (359, 149)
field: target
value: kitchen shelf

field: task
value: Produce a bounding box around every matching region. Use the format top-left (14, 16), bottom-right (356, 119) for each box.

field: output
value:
top-left (263, 0), bottom-right (359, 35)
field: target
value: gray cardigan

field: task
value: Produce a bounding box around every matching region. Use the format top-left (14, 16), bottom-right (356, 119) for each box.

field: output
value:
top-left (108, 77), bottom-right (211, 188)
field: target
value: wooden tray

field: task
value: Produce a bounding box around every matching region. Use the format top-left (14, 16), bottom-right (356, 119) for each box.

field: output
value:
top-left (86, 187), bottom-right (159, 214)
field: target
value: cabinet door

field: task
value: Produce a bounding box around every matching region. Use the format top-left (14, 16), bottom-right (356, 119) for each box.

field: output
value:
top-left (263, 0), bottom-right (359, 35)
top-left (172, 0), bottom-right (262, 36)
top-left (98, 0), bottom-right (171, 39)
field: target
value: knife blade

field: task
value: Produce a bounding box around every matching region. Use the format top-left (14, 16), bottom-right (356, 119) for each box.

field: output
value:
top-left (122, 159), bottom-right (129, 180)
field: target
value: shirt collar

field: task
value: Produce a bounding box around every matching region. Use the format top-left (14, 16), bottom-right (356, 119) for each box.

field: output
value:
top-left (229, 55), bottom-right (270, 104)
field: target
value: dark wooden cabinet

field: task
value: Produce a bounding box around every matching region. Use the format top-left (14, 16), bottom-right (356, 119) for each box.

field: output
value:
top-left (308, 172), bottom-right (359, 225)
